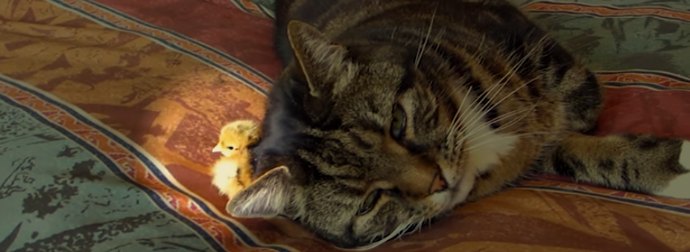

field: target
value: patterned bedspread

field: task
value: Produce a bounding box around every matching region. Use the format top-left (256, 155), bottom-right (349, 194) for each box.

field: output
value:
top-left (0, 0), bottom-right (688, 251)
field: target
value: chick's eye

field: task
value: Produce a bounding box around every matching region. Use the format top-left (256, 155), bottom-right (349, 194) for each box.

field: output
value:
top-left (390, 104), bottom-right (406, 140)
top-left (227, 146), bottom-right (235, 150)
top-left (357, 189), bottom-right (384, 216)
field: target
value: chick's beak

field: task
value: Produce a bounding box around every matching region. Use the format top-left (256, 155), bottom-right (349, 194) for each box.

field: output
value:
top-left (212, 144), bottom-right (222, 153)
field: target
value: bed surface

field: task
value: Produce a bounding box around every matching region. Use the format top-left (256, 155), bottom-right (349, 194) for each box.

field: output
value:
top-left (1, 0), bottom-right (689, 251)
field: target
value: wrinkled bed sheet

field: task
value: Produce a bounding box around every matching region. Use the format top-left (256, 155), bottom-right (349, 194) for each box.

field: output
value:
top-left (0, 0), bottom-right (689, 251)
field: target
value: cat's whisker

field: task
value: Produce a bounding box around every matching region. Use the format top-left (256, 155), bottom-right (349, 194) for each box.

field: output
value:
top-left (420, 218), bottom-right (432, 232)
top-left (448, 93), bottom-right (472, 148)
top-left (394, 217), bottom-right (424, 239)
top-left (460, 105), bottom-right (536, 146)
top-left (360, 218), bottom-right (417, 250)
top-left (447, 85), bottom-right (473, 141)
top-left (459, 47), bottom-right (541, 132)
top-left (396, 221), bottom-right (417, 240)
top-left (484, 37), bottom-right (546, 105)
top-left (460, 105), bottom-right (536, 141)
top-left (414, 7), bottom-right (438, 67)
top-left (459, 84), bottom-right (504, 133)
top-left (469, 35), bottom-right (488, 61)
top-left (487, 105), bottom-right (536, 127)
top-left (368, 233), bottom-right (381, 245)
top-left (461, 104), bottom-right (536, 139)
top-left (480, 47), bottom-right (530, 99)
top-left (457, 111), bottom-right (535, 156)
top-left (455, 46), bottom-right (490, 117)
top-left (390, 26), bottom-right (398, 39)
top-left (454, 73), bottom-right (521, 139)
top-left (476, 75), bottom-right (540, 124)
top-left (501, 34), bottom-right (548, 71)
top-left (455, 78), bottom-right (537, 149)
top-left (411, 221), bottom-right (421, 234)
top-left (463, 136), bottom-right (518, 153)
top-left (446, 36), bottom-right (530, 144)
top-left (463, 131), bottom-right (554, 153)
top-left (449, 84), bottom-right (495, 142)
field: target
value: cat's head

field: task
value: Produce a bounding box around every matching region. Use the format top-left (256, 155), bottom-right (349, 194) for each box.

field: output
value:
top-left (226, 21), bottom-right (473, 248)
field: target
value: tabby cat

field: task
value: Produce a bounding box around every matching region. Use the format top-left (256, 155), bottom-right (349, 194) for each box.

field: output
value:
top-left (226, 0), bottom-right (690, 248)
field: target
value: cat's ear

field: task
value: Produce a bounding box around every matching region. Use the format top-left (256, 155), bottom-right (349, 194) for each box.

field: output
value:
top-left (287, 20), bottom-right (355, 97)
top-left (226, 166), bottom-right (293, 218)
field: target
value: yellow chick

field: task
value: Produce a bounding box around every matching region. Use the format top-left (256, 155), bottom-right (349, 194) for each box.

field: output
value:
top-left (211, 120), bottom-right (260, 198)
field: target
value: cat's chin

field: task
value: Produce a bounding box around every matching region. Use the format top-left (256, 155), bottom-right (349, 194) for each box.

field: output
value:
top-left (427, 189), bottom-right (455, 214)
top-left (444, 165), bottom-right (478, 208)
top-left (434, 158), bottom-right (470, 208)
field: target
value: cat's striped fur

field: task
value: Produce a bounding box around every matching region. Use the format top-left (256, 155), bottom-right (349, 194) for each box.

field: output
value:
top-left (227, 0), bottom-right (690, 248)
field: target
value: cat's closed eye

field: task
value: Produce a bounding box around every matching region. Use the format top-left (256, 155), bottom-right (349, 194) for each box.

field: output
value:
top-left (356, 189), bottom-right (384, 216)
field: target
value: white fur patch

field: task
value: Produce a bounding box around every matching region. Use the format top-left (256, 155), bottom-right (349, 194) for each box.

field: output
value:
top-left (447, 91), bottom-right (519, 204)
top-left (466, 131), bottom-right (519, 174)
top-left (450, 130), bottom-right (517, 205)
top-left (656, 141), bottom-right (690, 199)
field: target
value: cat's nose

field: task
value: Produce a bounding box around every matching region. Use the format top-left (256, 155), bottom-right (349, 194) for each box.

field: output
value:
top-left (393, 161), bottom-right (448, 198)
top-left (428, 169), bottom-right (448, 194)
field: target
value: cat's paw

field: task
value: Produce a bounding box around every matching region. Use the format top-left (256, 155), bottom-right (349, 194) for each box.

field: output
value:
top-left (656, 140), bottom-right (690, 199)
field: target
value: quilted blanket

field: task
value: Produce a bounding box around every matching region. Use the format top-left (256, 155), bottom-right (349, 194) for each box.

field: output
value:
top-left (0, 0), bottom-right (689, 251)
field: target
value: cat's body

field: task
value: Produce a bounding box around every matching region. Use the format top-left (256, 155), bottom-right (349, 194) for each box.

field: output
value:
top-left (211, 120), bottom-right (259, 197)
top-left (227, 0), bottom-right (690, 248)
